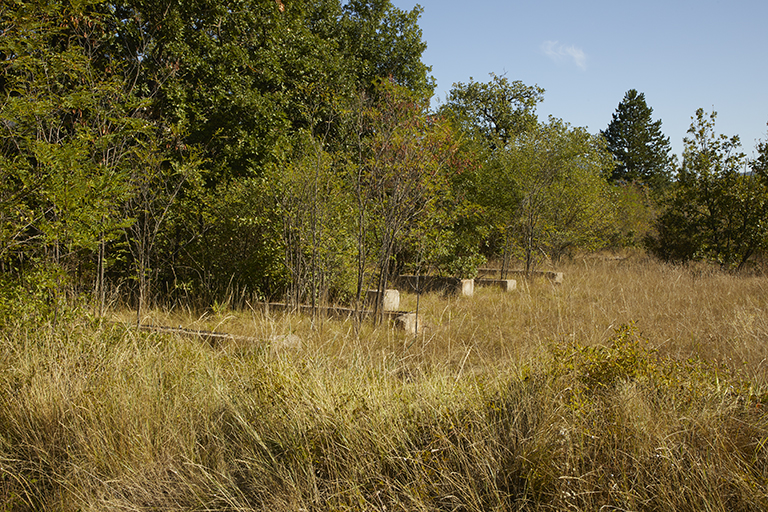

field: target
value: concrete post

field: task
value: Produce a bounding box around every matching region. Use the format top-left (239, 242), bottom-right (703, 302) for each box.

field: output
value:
top-left (366, 289), bottom-right (400, 311)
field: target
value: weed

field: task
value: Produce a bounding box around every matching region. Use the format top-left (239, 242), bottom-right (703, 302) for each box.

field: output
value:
top-left (2, 256), bottom-right (768, 510)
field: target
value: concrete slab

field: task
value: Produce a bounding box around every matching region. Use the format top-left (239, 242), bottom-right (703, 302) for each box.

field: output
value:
top-left (475, 278), bottom-right (517, 292)
top-left (394, 312), bottom-right (419, 334)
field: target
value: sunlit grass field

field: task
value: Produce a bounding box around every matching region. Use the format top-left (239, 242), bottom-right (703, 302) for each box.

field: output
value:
top-left (3, 253), bottom-right (768, 511)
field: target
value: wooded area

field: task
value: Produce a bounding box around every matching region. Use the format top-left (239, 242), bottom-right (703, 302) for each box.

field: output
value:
top-left (2, 0), bottom-right (767, 324)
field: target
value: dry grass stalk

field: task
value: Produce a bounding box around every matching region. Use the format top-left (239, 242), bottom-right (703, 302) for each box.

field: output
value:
top-left (2, 255), bottom-right (767, 510)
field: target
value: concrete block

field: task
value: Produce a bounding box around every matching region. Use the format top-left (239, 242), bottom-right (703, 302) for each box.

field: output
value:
top-left (394, 312), bottom-right (419, 334)
top-left (366, 289), bottom-right (400, 311)
top-left (270, 333), bottom-right (302, 350)
top-left (547, 272), bottom-right (564, 285)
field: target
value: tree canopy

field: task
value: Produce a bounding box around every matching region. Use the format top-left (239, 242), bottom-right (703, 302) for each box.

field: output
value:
top-left (0, 0), bottom-right (440, 312)
top-left (2, 0), bottom-right (768, 323)
top-left (602, 89), bottom-right (673, 192)
top-left (484, 117), bottom-right (615, 272)
top-left (439, 73), bottom-right (544, 148)
top-left (103, 0), bottom-right (433, 182)
top-left (647, 109), bottom-right (768, 269)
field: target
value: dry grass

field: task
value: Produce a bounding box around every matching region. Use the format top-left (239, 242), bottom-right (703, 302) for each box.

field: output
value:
top-left (2, 255), bottom-right (768, 511)
top-left (115, 252), bottom-right (768, 374)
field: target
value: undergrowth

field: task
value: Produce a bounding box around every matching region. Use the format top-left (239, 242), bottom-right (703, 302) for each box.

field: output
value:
top-left (2, 256), bottom-right (768, 510)
top-left (1, 314), bottom-right (767, 511)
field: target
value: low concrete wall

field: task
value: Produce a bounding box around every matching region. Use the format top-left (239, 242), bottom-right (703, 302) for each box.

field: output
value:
top-left (366, 289), bottom-right (400, 311)
top-left (256, 302), bottom-right (358, 319)
top-left (478, 268), bottom-right (564, 284)
top-left (475, 278), bottom-right (517, 292)
top-left (393, 275), bottom-right (474, 297)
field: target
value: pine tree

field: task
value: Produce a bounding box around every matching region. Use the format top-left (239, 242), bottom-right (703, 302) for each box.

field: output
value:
top-left (602, 89), bottom-right (673, 191)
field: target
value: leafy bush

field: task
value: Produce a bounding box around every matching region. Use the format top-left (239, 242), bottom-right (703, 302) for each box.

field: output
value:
top-left (0, 266), bottom-right (63, 329)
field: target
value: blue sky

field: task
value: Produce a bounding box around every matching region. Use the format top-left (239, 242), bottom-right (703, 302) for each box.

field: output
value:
top-left (390, 0), bottom-right (768, 159)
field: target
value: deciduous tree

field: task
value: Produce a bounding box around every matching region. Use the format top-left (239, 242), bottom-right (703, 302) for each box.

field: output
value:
top-left (492, 118), bottom-right (615, 272)
top-left (340, 0), bottom-right (433, 96)
top-left (352, 80), bottom-right (459, 321)
top-left (648, 109), bottom-right (767, 269)
top-left (438, 73), bottom-right (545, 271)
top-left (0, 0), bottom-right (148, 301)
top-left (439, 73), bottom-right (544, 148)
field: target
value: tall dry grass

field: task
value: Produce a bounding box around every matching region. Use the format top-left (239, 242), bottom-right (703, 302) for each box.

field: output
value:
top-left (2, 255), bottom-right (768, 511)
top-left (115, 252), bottom-right (768, 374)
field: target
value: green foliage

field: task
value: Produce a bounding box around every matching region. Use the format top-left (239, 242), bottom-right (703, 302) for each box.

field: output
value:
top-left (0, 0), bottom-right (145, 270)
top-left (341, 0), bottom-right (433, 96)
top-left (6, 0), bottom-right (766, 319)
top-left (440, 76), bottom-right (616, 270)
top-left (439, 73), bottom-right (544, 148)
top-left (489, 117), bottom-right (616, 269)
top-left (754, 129), bottom-right (768, 178)
top-left (350, 80), bottom-right (466, 311)
top-left (606, 182), bottom-right (659, 248)
top-left (648, 109), bottom-right (768, 269)
top-left (547, 324), bottom-right (757, 430)
top-left (121, 136), bottom-right (203, 315)
top-left (109, 0), bottom-right (433, 183)
top-left (1, 0), bottom-right (438, 309)
top-left (549, 325), bottom-right (659, 392)
top-left (439, 73), bottom-right (546, 271)
top-left (272, 130), bottom-right (357, 305)
top-left (122, 0), bottom-right (323, 181)
top-left (0, 265), bottom-right (61, 329)
top-left (155, 175), bottom-right (287, 305)
top-left (602, 89), bottom-right (673, 192)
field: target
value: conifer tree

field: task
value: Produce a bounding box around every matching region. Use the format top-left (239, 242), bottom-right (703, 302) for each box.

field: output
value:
top-left (602, 89), bottom-right (673, 191)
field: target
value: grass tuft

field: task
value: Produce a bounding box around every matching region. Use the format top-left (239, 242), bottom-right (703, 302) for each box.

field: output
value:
top-left (2, 256), bottom-right (768, 510)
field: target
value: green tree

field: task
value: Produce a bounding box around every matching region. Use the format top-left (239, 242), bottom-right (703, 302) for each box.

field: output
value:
top-left (111, 0), bottom-right (336, 182)
top-left (754, 128), bottom-right (768, 174)
top-left (606, 182), bottom-right (658, 248)
top-left (122, 134), bottom-right (201, 325)
top-left (439, 73), bottom-right (544, 148)
top-left (494, 118), bottom-right (615, 272)
top-left (102, 0), bottom-right (437, 306)
top-left (109, 0), bottom-right (433, 185)
top-left (350, 80), bottom-right (460, 321)
top-left (272, 129), bottom-right (355, 311)
top-left (0, 0), bottom-right (147, 293)
top-left (438, 74), bottom-right (545, 270)
top-left (340, 0), bottom-right (433, 97)
top-left (648, 109), bottom-right (767, 269)
top-left (602, 89), bottom-right (673, 192)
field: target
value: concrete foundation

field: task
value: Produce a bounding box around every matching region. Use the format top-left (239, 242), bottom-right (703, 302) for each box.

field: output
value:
top-left (478, 268), bottom-right (564, 284)
top-left (252, 302), bottom-right (418, 332)
top-left (393, 275), bottom-right (474, 297)
top-left (475, 278), bottom-right (517, 292)
top-left (394, 312), bottom-right (420, 334)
